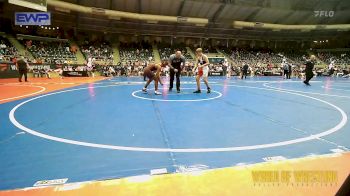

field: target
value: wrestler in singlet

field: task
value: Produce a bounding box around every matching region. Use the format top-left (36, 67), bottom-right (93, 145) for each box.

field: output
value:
top-left (142, 61), bottom-right (166, 95)
top-left (193, 48), bottom-right (211, 93)
top-left (197, 55), bottom-right (209, 77)
top-left (143, 63), bottom-right (158, 80)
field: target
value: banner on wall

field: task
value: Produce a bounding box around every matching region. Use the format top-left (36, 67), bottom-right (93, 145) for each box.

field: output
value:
top-left (0, 63), bottom-right (91, 78)
top-left (209, 71), bottom-right (223, 76)
top-left (0, 63), bottom-right (62, 78)
top-left (15, 12), bottom-right (51, 26)
top-left (62, 71), bottom-right (88, 77)
top-left (6, 64), bottom-right (57, 71)
top-left (0, 63), bottom-right (19, 78)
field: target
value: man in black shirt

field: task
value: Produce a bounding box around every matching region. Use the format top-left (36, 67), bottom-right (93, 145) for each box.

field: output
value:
top-left (16, 56), bottom-right (29, 82)
top-left (241, 62), bottom-right (249, 79)
top-left (288, 63), bottom-right (292, 79)
top-left (303, 55), bottom-right (316, 86)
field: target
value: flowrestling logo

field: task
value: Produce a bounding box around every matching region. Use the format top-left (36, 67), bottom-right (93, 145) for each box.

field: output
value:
top-left (314, 10), bottom-right (335, 18)
top-left (15, 12), bottom-right (51, 26)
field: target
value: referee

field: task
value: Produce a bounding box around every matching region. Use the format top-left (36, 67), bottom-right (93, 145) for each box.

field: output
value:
top-left (241, 62), bottom-right (249, 79)
top-left (17, 56), bottom-right (29, 82)
top-left (168, 51), bottom-right (186, 93)
top-left (303, 55), bottom-right (316, 86)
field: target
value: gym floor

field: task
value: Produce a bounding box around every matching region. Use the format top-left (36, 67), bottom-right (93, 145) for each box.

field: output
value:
top-left (0, 76), bottom-right (349, 191)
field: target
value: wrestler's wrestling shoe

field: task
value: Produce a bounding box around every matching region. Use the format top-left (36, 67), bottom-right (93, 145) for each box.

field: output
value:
top-left (155, 90), bottom-right (162, 95)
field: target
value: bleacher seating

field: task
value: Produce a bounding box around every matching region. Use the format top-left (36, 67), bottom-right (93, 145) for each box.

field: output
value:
top-left (0, 36), bottom-right (18, 62)
top-left (222, 48), bottom-right (280, 65)
top-left (25, 39), bottom-right (77, 64)
top-left (202, 46), bottom-right (218, 54)
top-left (316, 51), bottom-right (350, 66)
top-left (1, 33), bottom-right (347, 78)
top-left (220, 47), bottom-right (308, 67)
top-left (119, 41), bottom-right (153, 62)
top-left (158, 47), bottom-right (193, 61)
top-left (80, 41), bottom-right (113, 62)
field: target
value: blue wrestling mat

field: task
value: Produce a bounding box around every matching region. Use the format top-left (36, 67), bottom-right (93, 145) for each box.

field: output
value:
top-left (0, 76), bottom-right (349, 190)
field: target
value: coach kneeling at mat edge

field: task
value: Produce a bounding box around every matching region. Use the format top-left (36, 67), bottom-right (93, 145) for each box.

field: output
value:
top-left (168, 51), bottom-right (186, 93)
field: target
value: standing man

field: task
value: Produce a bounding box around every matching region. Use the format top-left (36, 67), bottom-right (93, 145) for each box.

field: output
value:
top-left (222, 59), bottom-right (228, 77)
top-left (241, 62), bottom-right (249, 79)
top-left (282, 58), bottom-right (289, 79)
top-left (328, 59), bottom-right (335, 76)
top-left (168, 51), bottom-right (186, 93)
top-left (288, 63), bottom-right (292, 79)
top-left (87, 56), bottom-right (95, 77)
top-left (227, 62), bottom-right (232, 78)
top-left (303, 55), bottom-right (316, 85)
top-left (17, 56), bottom-right (29, 82)
top-left (193, 48), bottom-right (211, 93)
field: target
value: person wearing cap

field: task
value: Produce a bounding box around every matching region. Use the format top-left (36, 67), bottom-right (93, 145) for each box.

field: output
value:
top-left (16, 56), bottom-right (29, 82)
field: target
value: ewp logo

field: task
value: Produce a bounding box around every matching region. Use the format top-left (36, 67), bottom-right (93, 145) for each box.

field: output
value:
top-left (15, 12), bottom-right (51, 26)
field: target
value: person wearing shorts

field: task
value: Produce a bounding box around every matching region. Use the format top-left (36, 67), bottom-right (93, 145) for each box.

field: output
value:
top-left (193, 48), bottom-right (211, 93)
top-left (142, 61), bottom-right (166, 95)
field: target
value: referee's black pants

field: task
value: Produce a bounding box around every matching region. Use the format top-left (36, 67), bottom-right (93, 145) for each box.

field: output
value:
top-left (305, 72), bottom-right (314, 83)
top-left (241, 71), bottom-right (248, 79)
top-left (169, 68), bottom-right (181, 90)
top-left (18, 69), bottom-right (28, 82)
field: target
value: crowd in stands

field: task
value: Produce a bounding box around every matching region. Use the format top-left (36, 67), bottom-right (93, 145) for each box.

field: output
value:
top-left (114, 41), bottom-right (154, 77)
top-left (80, 40), bottom-right (113, 64)
top-left (99, 61), bottom-right (147, 77)
top-left (219, 47), bottom-right (281, 75)
top-left (1, 33), bottom-right (349, 79)
top-left (316, 51), bottom-right (350, 66)
top-left (0, 36), bottom-right (19, 62)
top-left (220, 47), bottom-right (350, 72)
top-left (109, 45), bottom-right (350, 78)
top-left (218, 47), bottom-right (322, 77)
top-left (24, 40), bottom-right (77, 64)
top-left (201, 46), bottom-right (218, 54)
top-left (119, 41), bottom-right (154, 62)
top-left (221, 47), bottom-right (280, 65)
top-left (158, 44), bottom-right (193, 61)
top-left (281, 50), bottom-right (307, 64)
